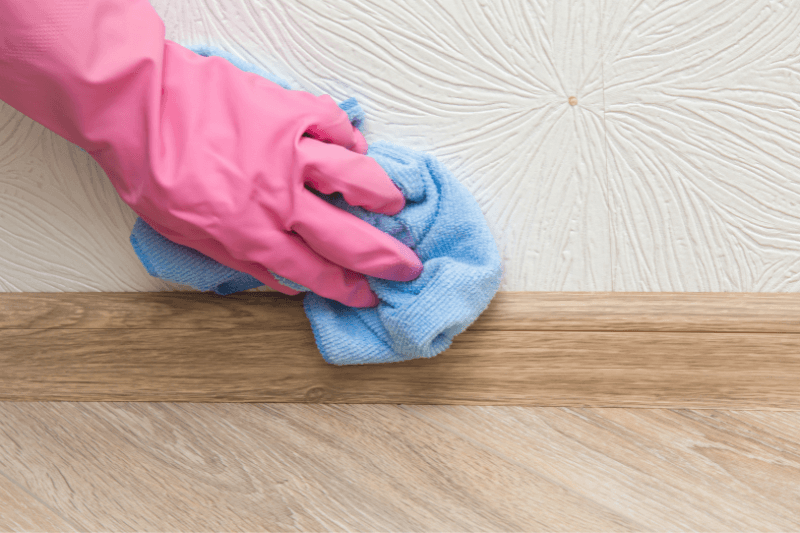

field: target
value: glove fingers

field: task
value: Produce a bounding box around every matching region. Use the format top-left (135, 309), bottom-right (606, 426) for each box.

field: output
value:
top-left (292, 191), bottom-right (423, 282)
top-left (305, 94), bottom-right (367, 154)
top-left (299, 137), bottom-right (406, 216)
top-left (265, 232), bottom-right (379, 308)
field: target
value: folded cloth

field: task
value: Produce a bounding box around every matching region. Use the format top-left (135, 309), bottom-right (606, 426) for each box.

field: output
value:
top-left (130, 44), bottom-right (504, 365)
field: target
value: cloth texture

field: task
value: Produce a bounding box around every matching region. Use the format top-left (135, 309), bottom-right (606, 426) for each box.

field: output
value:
top-left (130, 44), bottom-right (504, 365)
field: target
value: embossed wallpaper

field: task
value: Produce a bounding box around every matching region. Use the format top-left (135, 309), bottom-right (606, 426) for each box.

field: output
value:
top-left (1, 0), bottom-right (798, 292)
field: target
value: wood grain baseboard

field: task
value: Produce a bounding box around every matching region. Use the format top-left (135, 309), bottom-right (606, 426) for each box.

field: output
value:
top-left (1, 291), bottom-right (799, 408)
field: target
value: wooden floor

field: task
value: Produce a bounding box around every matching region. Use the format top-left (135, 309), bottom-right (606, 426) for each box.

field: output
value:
top-left (0, 403), bottom-right (799, 531)
top-left (3, 291), bottom-right (800, 530)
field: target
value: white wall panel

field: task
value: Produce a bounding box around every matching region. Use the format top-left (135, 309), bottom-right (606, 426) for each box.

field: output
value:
top-left (604, 0), bottom-right (800, 291)
top-left (0, 107), bottom-right (178, 291)
top-left (1, 0), bottom-right (798, 293)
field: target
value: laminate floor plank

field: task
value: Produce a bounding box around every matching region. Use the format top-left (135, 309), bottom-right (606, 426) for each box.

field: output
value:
top-left (0, 470), bottom-right (78, 532)
top-left (2, 403), bottom-right (798, 531)
top-left (402, 406), bottom-right (800, 530)
top-left (0, 403), bottom-right (638, 532)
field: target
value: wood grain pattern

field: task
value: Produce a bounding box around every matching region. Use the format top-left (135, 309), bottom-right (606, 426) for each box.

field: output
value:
top-left (2, 291), bottom-right (800, 407)
top-left (406, 406), bottom-right (800, 530)
top-left (4, 290), bottom-right (800, 332)
top-left (0, 403), bottom-right (637, 531)
top-left (0, 470), bottom-right (77, 532)
top-left (0, 403), bottom-right (798, 531)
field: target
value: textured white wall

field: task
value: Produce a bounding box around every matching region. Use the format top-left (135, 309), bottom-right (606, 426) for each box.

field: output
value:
top-left (0, 0), bottom-right (799, 293)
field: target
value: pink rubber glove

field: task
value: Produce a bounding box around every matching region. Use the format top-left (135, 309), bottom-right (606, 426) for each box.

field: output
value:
top-left (0, 0), bottom-right (423, 308)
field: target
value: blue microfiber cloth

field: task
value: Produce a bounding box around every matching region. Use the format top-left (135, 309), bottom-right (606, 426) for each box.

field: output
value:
top-left (129, 44), bottom-right (504, 365)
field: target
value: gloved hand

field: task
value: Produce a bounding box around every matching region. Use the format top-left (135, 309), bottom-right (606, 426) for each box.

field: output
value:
top-left (0, 0), bottom-right (423, 308)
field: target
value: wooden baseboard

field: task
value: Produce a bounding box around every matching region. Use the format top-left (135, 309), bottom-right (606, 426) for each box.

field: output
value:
top-left (2, 291), bottom-right (799, 408)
